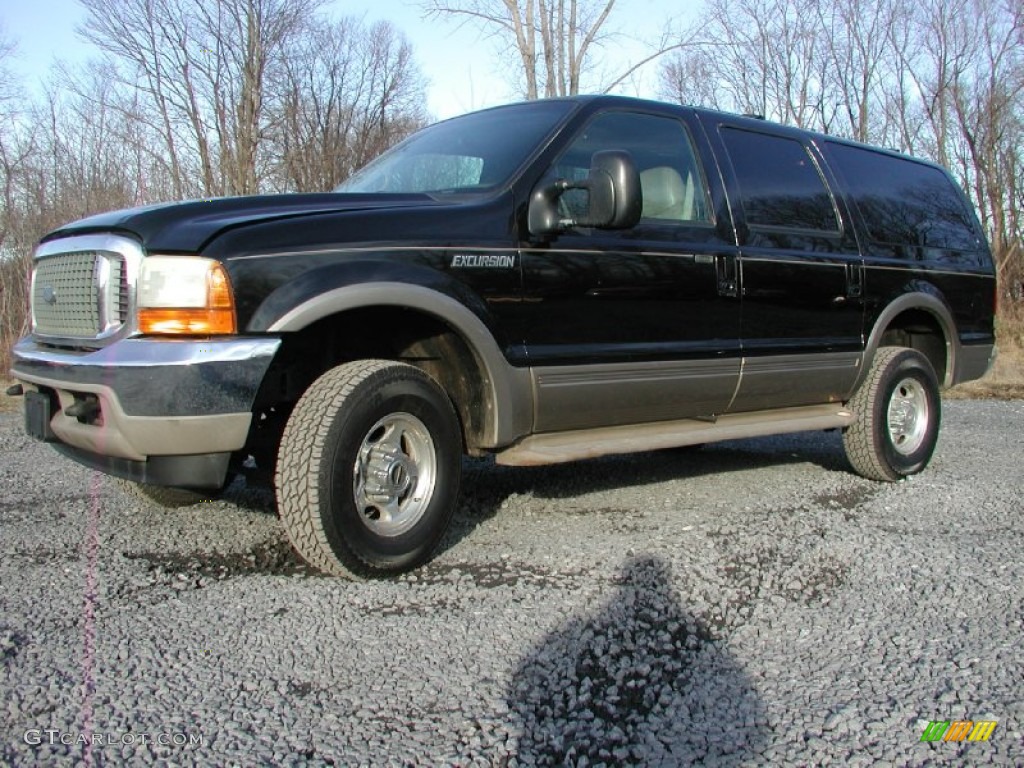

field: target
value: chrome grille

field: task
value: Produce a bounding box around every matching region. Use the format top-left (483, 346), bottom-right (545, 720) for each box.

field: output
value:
top-left (111, 257), bottom-right (129, 323)
top-left (32, 250), bottom-right (126, 339)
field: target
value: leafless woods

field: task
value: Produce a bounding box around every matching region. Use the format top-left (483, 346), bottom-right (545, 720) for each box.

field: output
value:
top-left (660, 0), bottom-right (1023, 293)
top-left (0, 1), bottom-right (426, 366)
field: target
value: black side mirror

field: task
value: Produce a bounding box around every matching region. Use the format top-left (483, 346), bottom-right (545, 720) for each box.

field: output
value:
top-left (528, 150), bottom-right (642, 235)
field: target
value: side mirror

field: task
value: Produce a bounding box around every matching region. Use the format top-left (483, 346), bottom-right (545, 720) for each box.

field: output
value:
top-left (582, 150), bottom-right (643, 228)
top-left (528, 150), bottom-right (642, 235)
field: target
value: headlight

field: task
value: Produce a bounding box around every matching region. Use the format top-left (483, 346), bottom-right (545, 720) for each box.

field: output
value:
top-left (137, 256), bottom-right (237, 335)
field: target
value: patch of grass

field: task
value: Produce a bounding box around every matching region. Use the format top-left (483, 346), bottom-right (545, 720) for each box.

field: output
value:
top-left (0, 378), bottom-right (23, 414)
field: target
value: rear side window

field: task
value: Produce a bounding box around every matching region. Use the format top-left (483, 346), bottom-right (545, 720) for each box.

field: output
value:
top-left (823, 142), bottom-right (980, 255)
top-left (720, 128), bottom-right (839, 233)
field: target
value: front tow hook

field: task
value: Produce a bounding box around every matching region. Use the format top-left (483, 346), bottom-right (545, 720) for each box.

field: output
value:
top-left (65, 395), bottom-right (101, 423)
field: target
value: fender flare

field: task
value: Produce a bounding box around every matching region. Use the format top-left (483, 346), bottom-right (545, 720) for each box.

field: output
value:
top-left (266, 281), bottom-right (533, 448)
top-left (858, 292), bottom-right (959, 390)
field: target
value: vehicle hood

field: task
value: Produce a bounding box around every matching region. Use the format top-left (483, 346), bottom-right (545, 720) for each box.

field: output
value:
top-left (41, 193), bottom-right (442, 253)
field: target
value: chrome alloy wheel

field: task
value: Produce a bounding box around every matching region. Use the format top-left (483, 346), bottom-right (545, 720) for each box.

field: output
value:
top-left (886, 377), bottom-right (930, 456)
top-left (353, 412), bottom-right (437, 537)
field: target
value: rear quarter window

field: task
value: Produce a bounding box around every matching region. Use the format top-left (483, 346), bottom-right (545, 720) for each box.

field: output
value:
top-left (823, 141), bottom-right (984, 265)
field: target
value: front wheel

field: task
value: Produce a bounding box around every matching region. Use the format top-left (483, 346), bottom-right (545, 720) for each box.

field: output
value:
top-left (275, 360), bottom-right (462, 577)
top-left (842, 347), bottom-right (941, 482)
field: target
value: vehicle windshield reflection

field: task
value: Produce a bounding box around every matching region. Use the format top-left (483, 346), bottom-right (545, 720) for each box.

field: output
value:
top-left (335, 101), bottom-right (575, 195)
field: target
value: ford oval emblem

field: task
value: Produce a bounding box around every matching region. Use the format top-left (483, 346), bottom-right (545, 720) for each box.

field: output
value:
top-left (42, 285), bottom-right (57, 305)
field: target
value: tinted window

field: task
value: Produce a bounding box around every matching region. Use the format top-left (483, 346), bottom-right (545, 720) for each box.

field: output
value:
top-left (721, 128), bottom-right (839, 232)
top-left (337, 101), bottom-right (574, 194)
top-left (824, 142), bottom-right (979, 253)
top-left (551, 111), bottom-right (712, 225)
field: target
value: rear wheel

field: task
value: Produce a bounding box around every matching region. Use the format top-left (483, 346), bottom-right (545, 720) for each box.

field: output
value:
top-left (275, 360), bottom-right (462, 577)
top-left (843, 347), bottom-right (941, 482)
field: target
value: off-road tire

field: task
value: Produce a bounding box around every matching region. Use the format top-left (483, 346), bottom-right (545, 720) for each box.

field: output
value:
top-left (843, 346), bottom-right (941, 482)
top-left (275, 360), bottom-right (462, 578)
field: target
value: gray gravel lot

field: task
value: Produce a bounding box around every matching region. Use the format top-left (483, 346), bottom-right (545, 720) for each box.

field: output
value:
top-left (1, 400), bottom-right (1022, 766)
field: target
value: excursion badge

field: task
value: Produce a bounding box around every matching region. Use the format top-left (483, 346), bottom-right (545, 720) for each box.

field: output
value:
top-left (450, 253), bottom-right (516, 269)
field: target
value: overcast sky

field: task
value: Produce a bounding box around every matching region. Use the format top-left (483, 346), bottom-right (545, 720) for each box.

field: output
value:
top-left (2, 0), bottom-right (687, 119)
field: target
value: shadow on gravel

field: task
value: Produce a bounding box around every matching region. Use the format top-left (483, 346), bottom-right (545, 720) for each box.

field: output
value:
top-left (123, 536), bottom-right (320, 580)
top-left (475, 429), bottom-right (846, 502)
top-left (115, 432), bottom-right (851, 573)
top-left (508, 556), bottom-right (767, 766)
top-left (439, 431), bottom-right (849, 558)
top-left (217, 477), bottom-right (278, 515)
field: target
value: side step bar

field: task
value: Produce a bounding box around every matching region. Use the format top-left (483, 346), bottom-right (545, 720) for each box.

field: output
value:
top-left (495, 404), bottom-right (855, 467)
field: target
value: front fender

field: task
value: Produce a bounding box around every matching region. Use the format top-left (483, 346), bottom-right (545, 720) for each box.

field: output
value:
top-left (248, 265), bottom-right (532, 448)
top-left (246, 259), bottom-right (498, 337)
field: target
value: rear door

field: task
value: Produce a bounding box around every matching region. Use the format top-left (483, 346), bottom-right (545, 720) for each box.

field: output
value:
top-left (701, 118), bottom-right (865, 412)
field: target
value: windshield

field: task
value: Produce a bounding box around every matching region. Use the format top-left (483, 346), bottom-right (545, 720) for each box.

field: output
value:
top-left (335, 101), bottom-right (576, 195)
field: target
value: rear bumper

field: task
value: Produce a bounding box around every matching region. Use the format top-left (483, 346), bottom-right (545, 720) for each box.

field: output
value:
top-left (11, 336), bottom-right (280, 488)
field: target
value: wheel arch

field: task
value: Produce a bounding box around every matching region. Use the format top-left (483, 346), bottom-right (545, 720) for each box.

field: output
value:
top-left (265, 283), bottom-right (533, 451)
top-left (860, 292), bottom-right (959, 391)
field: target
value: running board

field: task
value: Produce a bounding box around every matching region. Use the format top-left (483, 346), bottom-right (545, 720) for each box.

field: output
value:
top-left (495, 404), bottom-right (855, 466)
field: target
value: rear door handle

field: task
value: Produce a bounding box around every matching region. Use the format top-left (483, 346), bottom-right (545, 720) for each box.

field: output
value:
top-left (846, 262), bottom-right (864, 298)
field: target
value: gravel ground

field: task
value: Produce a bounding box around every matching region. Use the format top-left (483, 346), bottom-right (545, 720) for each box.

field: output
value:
top-left (0, 400), bottom-right (1022, 767)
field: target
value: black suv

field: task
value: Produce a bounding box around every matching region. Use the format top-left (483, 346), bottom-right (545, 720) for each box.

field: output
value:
top-left (11, 96), bottom-right (996, 576)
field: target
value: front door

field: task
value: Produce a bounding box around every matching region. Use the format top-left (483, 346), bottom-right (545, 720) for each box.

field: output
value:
top-left (518, 108), bottom-right (742, 432)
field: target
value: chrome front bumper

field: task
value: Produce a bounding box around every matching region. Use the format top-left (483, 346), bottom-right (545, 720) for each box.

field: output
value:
top-left (11, 336), bottom-right (280, 488)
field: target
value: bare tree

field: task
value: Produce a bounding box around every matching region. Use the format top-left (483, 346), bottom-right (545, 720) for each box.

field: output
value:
top-left (659, 0), bottom-right (1023, 297)
top-left (0, 25), bottom-right (17, 110)
top-left (78, 0), bottom-right (326, 196)
top-left (421, 0), bottom-right (636, 99)
top-left (0, 65), bottom-right (154, 370)
top-left (0, 22), bottom-right (24, 247)
top-left (75, 0), bottom-right (428, 198)
top-left (814, 0), bottom-right (901, 142)
top-left (889, 0), bottom-right (1024, 286)
top-left (269, 18), bottom-right (428, 192)
top-left (0, 6), bottom-right (430, 371)
top-left (0, 24), bottom-right (33, 373)
top-left (659, 0), bottom-right (832, 130)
